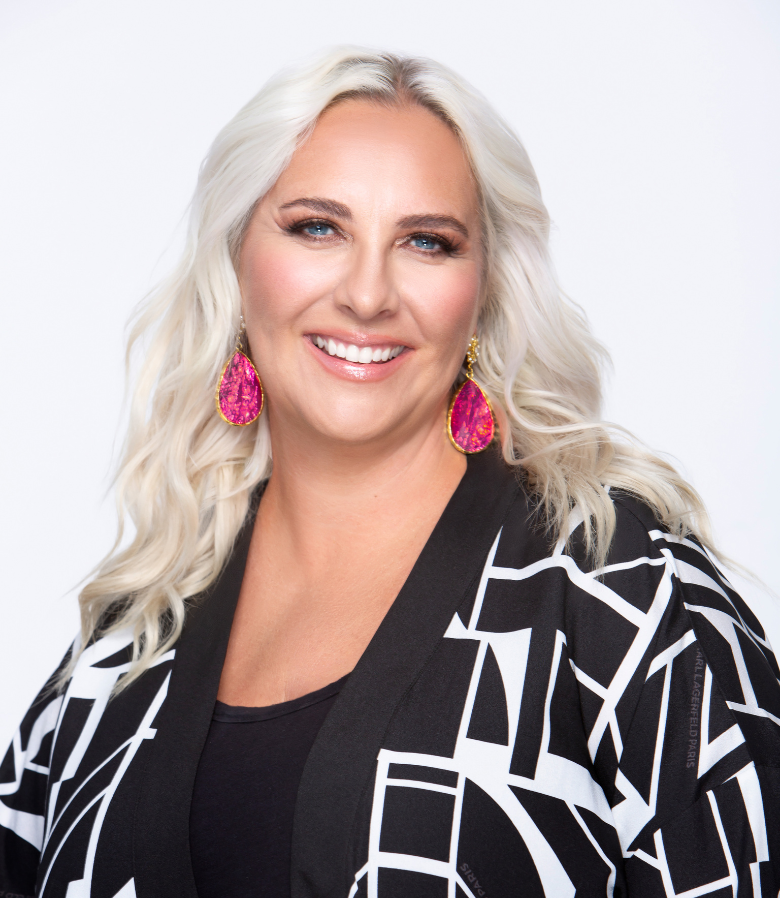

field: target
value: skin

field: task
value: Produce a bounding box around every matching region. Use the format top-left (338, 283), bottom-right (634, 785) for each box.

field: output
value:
top-left (218, 99), bottom-right (485, 706)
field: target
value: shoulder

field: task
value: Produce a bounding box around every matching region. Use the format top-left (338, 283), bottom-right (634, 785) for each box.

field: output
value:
top-left (494, 482), bottom-right (670, 574)
top-left (607, 492), bottom-right (780, 736)
top-left (486, 484), bottom-right (780, 760)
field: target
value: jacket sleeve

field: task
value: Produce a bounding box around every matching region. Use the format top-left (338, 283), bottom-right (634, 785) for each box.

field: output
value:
top-left (0, 651), bottom-right (70, 898)
top-left (608, 504), bottom-right (780, 896)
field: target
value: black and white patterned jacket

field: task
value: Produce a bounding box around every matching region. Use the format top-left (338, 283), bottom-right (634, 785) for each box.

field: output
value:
top-left (1, 452), bottom-right (779, 897)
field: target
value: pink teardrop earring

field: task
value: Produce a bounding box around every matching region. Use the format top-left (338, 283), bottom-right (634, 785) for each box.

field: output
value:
top-left (447, 335), bottom-right (495, 454)
top-left (215, 317), bottom-right (264, 426)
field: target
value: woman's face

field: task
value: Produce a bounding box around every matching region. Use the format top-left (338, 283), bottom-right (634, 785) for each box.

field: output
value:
top-left (239, 99), bottom-right (483, 452)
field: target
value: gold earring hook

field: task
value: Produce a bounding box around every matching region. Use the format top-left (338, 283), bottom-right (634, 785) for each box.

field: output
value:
top-left (465, 335), bottom-right (479, 379)
top-left (235, 314), bottom-right (247, 354)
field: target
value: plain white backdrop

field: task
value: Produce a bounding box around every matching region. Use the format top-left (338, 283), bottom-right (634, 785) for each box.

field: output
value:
top-left (0, 0), bottom-right (778, 749)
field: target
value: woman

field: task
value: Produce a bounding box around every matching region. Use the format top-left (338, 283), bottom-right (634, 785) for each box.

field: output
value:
top-left (0, 48), bottom-right (777, 898)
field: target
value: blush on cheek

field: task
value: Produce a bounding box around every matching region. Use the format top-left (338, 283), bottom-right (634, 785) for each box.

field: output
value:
top-left (242, 242), bottom-right (340, 318)
top-left (401, 262), bottom-right (482, 332)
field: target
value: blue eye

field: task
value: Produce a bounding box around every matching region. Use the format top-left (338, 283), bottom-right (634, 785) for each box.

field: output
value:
top-left (303, 222), bottom-right (334, 237)
top-left (411, 235), bottom-right (440, 251)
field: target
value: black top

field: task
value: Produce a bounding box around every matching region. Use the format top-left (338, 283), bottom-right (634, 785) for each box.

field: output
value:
top-left (190, 676), bottom-right (348, 898)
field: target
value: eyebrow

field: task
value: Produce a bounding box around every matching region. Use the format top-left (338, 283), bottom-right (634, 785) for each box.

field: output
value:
top-left (279, 198), bottom-right (469, 240)
top-left (396, 214), bottom-right (469, 240)
top-left (279, 197), bottom-right (352, 218)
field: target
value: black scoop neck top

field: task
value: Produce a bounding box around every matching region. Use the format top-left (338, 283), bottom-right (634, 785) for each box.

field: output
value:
top-left (190, 675), bottom-right (349, 898)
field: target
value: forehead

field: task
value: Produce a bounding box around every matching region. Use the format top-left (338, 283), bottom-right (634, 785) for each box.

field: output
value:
top-left (269, 99), bottom-right (479, 216)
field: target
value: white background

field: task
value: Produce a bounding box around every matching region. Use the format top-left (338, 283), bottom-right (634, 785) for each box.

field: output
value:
top-left (0, 0), bottom-right (778, 749)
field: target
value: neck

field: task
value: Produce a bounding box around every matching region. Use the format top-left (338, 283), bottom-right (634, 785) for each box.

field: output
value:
top-left (258, 408), bottom-right (467, 563)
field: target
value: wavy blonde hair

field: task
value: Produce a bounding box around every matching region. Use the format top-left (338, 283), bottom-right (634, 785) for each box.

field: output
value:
top-left (72, 47), bottom-right (712, 690)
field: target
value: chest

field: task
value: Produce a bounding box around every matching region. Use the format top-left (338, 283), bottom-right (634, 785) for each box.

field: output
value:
top-left (218, 521), bottom-right (431, 705)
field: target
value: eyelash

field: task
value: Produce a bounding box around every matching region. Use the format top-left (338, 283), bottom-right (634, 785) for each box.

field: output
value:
top-left (285, 218), bottom-right (459, 256)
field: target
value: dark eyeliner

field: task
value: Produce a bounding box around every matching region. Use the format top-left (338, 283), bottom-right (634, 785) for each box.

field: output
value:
top-left (284, 217), bottom-right (339, 237)
top-left (407, 232), bottom-right (459, 255)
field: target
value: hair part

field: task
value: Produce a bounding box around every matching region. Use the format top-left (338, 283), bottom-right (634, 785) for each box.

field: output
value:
top-left (66, 47), bottom-right (715, 692)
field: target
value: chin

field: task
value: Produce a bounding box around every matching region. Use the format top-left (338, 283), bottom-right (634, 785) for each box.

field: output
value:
top-left (303, 404), bottom-right (410, 448)
top-left (316, 419), bottom-right (398, 447)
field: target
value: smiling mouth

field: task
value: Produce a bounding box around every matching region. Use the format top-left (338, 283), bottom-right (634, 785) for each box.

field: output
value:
top-left (312, 335), bottom-right (406, 364)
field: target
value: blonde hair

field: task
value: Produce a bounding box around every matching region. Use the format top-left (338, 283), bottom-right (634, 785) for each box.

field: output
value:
top-left (73, 47), bottom-right (712, 689)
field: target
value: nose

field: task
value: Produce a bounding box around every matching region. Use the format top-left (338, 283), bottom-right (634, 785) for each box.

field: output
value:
top-left (333, 242), bottom-right (399, 321)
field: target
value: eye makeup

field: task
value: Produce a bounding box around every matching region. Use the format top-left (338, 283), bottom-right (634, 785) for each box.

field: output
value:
top-left (283, 217), bottom-right (462, 257)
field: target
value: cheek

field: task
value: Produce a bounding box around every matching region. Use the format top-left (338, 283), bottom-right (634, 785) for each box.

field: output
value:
top-left (400, 261), bottom-right (482, 344)
top-left (241, 240), bottom-right (340, 324)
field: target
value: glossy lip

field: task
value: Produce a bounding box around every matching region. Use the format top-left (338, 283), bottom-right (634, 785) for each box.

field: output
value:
top-left (304, 334), bottom-right (410, 382)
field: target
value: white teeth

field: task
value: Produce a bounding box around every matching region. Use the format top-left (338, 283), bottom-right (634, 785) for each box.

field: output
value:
top-left (315, 336), bottom-right (404, 363)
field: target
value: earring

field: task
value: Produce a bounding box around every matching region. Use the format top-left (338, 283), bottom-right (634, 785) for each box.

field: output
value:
top-left (447, 335), bottom-right (495, 454)
top-left (215, 318), bottom-right (264, 426)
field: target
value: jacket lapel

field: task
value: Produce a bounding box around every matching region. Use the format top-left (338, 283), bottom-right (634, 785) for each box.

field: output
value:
top-left (291, 450), bottom-right (519, 898)
top-left (132, 498), bottom-right (259, 897)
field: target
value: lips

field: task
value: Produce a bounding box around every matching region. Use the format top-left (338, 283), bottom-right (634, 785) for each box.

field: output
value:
top-left (312, 335), bottom-right (405, 364)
